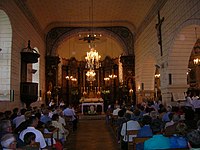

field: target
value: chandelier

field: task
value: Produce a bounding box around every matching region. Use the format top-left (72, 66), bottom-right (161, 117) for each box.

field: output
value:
top-left (85, 44), bottom-right (101, 69)
top-left (86, 69), bottom-right (96, 82)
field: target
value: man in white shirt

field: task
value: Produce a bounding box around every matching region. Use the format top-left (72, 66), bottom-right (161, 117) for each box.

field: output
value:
top-left (19, 116), bottom-right (46, 149)
top-left (121, 113), bottom-right (141, 142)
top-left (112, 105), bottom-right (121, 116)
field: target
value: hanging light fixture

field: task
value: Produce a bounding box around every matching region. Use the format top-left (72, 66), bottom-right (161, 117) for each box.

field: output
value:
top-left (85, 45), bottom-right (101, 69)
top-left (84, 0), bottom-right (101, 84)
top-left (86, 69), bottom-right (96, 82)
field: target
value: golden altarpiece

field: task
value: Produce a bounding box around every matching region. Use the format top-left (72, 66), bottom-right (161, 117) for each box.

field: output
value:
top-left (45, 27), bottom-right (139, 110)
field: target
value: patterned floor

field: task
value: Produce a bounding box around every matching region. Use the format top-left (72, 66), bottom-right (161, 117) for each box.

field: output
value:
top-left (65, 116), bottom-right (120, 150)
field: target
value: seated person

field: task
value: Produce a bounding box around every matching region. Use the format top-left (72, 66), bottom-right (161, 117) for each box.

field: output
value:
top-left (116, 110), bottom-right (126, 143)
top-left (44, 121), bottom-right (63, 150)
top-left (169, 122), bottom-right (188, 149)
top-left (164, 113), bottom-right (180, 136)
top-left (0, 120), bottom-right (13, 139)
top-left (150, 111), bottom-right (163, 134)
top-left (1, 133), bottom-right (17, 150)
top-left (40, 109), bottom-right (51, 124)
top-left (23, 132), bottom-right (38, 149)
top-left (19, 116), bottom-right (46, 149)
top-left (121, 113), bottom-right (141, 150)
top-left (137, 115), bottom-right (153, 150)
top-left (144, 129), bottom-right (170, 149)
top-left (51, 114), bottom-right (69, 143)
top-left (137, 115), bottom-right (153, 137)
top-left (187, 130), bottom-right (200, 149)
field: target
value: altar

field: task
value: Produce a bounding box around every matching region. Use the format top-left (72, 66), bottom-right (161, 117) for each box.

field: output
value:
top-left (80, 98), bottom-right (104, 114)
top-left (81, 102), bottom-right (104, 114)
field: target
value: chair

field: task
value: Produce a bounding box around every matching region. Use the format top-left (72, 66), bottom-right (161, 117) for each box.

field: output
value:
top-left (132, 137), bottom-right (150, 150)
top-left (43, 129), bottom-right (59, 150)
top-left (127, 130), bottom-right (138, 150)
top-left (43, 133), bottom-right (54, 149)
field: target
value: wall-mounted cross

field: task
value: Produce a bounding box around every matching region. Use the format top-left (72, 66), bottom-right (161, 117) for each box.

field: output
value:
top-left (155, 11), bottom-right (164, 56)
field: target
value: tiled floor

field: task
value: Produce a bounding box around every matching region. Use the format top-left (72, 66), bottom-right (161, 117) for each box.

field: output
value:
top-left (65, 117), bottom-right (120, 150)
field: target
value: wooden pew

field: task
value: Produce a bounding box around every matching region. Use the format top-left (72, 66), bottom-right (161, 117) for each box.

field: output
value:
top-left (127, 130), bottom-right (138, 150)
top-left (132, 137), bottom-right (150, 150)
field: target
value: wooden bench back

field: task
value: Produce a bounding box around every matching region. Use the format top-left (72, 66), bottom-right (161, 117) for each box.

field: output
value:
top-left (132, 137), bottom-right (150, 150)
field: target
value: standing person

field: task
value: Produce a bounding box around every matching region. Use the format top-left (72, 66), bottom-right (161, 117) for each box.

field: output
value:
top-left (63, 105), bottom-right (77, 131)
top-left (49, 99), bottom-right (55, 107)
top-left (59, 99), bottom-right (65, 107)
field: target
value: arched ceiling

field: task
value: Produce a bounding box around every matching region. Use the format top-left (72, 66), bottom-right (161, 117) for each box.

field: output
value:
top-left (14, 0), bottom-right (166, 34)
top-left (14, 0), bottom-right (167, 60)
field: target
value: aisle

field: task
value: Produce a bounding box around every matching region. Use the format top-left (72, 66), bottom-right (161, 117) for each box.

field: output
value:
top-left (66, 119), bottom-right (120, 150)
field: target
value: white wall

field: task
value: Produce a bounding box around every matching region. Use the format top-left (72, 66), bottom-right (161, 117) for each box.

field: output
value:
top-left (0, 0), bottom-right (45, 111)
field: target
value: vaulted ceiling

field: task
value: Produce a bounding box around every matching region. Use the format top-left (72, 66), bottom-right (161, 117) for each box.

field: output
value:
top-left (14, 0), bottom-right (167, 59)
top-left (15, 0), bottom-right (166, 34)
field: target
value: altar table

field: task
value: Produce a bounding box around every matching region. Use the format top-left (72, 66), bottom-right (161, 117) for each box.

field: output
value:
top-left (81, 102), bottom-right (104, 114)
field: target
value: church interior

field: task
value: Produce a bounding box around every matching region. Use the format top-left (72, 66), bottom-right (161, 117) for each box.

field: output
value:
top-left (0, 0), bottom-right (200, 149)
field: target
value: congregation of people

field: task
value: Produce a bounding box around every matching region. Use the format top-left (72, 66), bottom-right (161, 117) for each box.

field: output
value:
top-left (107, 91), bottom-right (200, 150)
top-left (1, 90), bottom-right (200, 150)
top-left (0, 103), bottom-right (78, 149)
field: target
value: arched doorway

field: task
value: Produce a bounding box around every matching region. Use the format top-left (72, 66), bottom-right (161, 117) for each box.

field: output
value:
top-left (167, 20), bottom-right (200, 104)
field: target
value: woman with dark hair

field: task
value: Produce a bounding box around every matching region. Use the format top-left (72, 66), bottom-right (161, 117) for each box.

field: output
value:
top-left (23, 132), bottom-right (38, 149)
top-left (136, 115), bottom-right (153, 150)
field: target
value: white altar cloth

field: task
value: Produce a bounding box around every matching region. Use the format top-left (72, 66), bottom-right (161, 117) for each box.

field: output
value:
top-left (81, 102), bottom-right (104, 114)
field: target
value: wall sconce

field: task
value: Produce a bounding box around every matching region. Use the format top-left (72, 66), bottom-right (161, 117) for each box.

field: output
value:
top-left (109, 74), bottom-right (117, 79)
top-left (155, 73), bottom-right (160, 78)
top-left (104, 77), bottom-right (110, 81)
top-left (65, 75), bottom-right (77, 81)
top-left (138, 85), bottom-right (141, 91)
